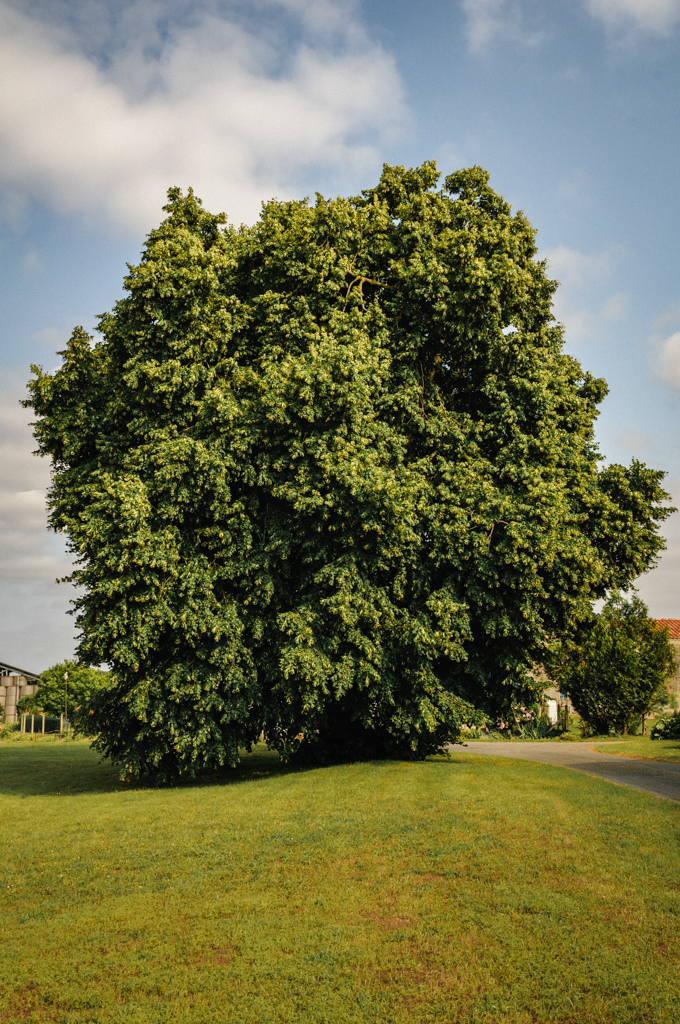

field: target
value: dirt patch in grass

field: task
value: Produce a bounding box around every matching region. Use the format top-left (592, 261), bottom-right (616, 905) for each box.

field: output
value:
top-left (0, 986), bottom-right (61, 1024)
top-left (172, 945), bottom-right (234, 968)
top-left (362, 912), bottom-right (412, 930)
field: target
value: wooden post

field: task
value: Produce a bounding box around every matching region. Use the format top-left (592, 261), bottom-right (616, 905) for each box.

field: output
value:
top-left (41, 713), bottom-right (45, 734)
top-left (31, 714), bottom-right (34, 734)
top-left (642, 714), bottom-right (646, 736)
top-left (60, 713), bottom-right (64, 735)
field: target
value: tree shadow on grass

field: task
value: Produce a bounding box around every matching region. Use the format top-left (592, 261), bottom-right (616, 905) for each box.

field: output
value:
top-left (0, 739), bottom-right (369, 798)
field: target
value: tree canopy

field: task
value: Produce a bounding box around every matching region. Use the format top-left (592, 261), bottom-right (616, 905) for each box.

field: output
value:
top-left (28, 660), bottom-right (110, 720)
top-left (26, 162), bottom-right (673, 779)
top-left (552, 593), bottom-right (676, 734)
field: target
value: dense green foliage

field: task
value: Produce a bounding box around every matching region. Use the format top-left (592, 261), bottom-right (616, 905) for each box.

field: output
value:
top-left (25, 660), bottom-right (111, 728)
top-left (26, 162), bottom-right (672, 779)
top-left (554, 594), bottom-right (676, 734)
top-left (651, 710), bottom-right (680, 740)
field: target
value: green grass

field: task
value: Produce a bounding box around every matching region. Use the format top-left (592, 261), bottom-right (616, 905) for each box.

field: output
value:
top-left (591, 736), bottom-right (680, 762)
top-left (1, 740), bottom-right (680, 1024)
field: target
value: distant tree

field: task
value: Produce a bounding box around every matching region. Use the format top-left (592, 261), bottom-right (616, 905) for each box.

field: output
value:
top-left (553, 594), bottom-right (676, 734)
top-left (26, 163), bottom-right (673, 780)
top-left (32, 661), bottom-right (111, 725)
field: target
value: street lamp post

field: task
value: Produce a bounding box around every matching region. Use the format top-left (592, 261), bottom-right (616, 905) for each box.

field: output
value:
top-left (64, 671), bottom-right (68, 735)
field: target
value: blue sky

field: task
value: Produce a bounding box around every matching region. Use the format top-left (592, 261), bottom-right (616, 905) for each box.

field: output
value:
top-left (1, 0), bottom-right (680, 670)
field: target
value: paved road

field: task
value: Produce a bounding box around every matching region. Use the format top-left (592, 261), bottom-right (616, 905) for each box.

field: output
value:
top-left (450, 741), bottom-right (680, 803)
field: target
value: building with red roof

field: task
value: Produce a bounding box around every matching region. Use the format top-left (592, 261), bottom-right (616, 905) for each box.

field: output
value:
top-left (655, 622), bottom-right (680, 699)
top-left (655, 620), bottom-right (680, 640)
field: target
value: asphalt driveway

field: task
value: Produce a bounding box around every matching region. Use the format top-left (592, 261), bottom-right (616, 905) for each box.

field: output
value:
top-left (451, 741), bottom-right (680, 803)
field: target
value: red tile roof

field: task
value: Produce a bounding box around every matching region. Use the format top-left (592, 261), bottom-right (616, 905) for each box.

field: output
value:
top-left (656, 619), bottom-right (680, 640)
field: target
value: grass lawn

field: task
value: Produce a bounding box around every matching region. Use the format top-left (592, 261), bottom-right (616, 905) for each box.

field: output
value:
top-left (591, 736), bottom-right (680, 763)
top-left (1, 739), bottom-right (680, 1023)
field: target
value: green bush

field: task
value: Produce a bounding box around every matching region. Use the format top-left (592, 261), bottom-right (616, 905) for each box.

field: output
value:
top-left (516, 721), bottom-right (556, 740)
top-left (651, 711), bottom-right (680, 740)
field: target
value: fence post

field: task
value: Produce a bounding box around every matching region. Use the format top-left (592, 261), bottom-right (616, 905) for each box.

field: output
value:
top-left (41, 713), bottom-right (45, 734)
top-left (60, 714), bottom-right (64, 735)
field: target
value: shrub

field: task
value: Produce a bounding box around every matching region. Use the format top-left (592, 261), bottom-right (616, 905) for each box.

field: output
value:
top-left (651, 711), bottom-right (680, 741)
top-left (516, 721), bottom-right (556, 740)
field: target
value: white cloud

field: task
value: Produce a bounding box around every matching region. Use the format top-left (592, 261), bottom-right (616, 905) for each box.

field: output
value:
top-left (600, 292), bottom-right (630, 321)
top-left (0, 578), bottom-right (78, 671)
top-left (542, 245), bottom-right (629, 344)
top-left (462, 0), bottom-right (680, 49)
top-left (584, 0), bottom-right (680, 37)
top-left (0, 0), bottom-right (407, 232)
top-left (543, 245), bottom-right (617, 285)
top-left (461, 0), bottom-right (547, 53)
top-left (0, 383), bottom-right (74, 580)
top-left (656, 331), bottom-right (680, 390)
top-left (635, 476), bottom-right (680, 616)
top-left (462, 0), bottom-right (509, 51)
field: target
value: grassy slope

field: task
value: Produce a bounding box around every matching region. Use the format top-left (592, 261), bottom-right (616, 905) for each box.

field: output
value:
top-left (1, 739), bottom-right (680, 1024)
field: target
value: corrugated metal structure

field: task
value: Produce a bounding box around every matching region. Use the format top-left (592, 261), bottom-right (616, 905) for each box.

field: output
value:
top-left (0, 661), bottom-right (40, 724)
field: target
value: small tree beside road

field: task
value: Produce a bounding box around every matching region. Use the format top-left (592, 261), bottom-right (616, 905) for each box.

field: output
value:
top-left (553, 594), bottom-right (676, 735)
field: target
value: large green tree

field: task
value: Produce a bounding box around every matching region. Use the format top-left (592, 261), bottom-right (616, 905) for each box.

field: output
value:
top-left (26, 163), bottom-right (672, 779)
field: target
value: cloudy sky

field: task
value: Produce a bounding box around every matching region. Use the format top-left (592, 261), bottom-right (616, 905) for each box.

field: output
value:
top-left (1, 0), bottom-right (680, 670)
